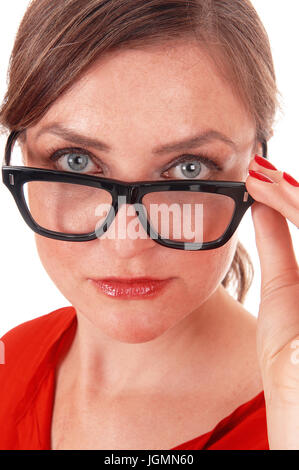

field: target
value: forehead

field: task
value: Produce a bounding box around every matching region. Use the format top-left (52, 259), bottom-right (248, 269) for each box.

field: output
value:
top-left (33, 40), bottom-right (255, 147)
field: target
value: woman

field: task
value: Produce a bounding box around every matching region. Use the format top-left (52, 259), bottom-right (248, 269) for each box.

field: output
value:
top-left (0, 0), bottom-right (298, 450)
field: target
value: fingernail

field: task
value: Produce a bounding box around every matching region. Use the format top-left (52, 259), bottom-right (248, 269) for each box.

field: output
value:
top-left (283, 172), bottom-right (299, 187)
top-left (249, 169), bottom-right (273, 183)
top-left (254, 155), bottom-right (277, 171)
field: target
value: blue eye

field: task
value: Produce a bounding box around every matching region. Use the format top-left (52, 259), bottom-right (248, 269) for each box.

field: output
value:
top-left (46, 146), bottom-right (222, 179)
top-left (164, 154), bottom-right (222, 180)
top-left (179, 160), bottom-right (202, 178)
top-left (49, 148), bottom-right (98, 173)
top-left (66, 153), bottom-right (89, 171)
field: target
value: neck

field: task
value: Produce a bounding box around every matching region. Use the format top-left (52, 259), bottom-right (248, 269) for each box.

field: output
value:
top-left (57, 285), bottom-right (241, 402)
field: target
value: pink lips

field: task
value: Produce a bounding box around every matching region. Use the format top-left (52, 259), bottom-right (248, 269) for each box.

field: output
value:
top-left (90, 277), bottom-right (172, 299)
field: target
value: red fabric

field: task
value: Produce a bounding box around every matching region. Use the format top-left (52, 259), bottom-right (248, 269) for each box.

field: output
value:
top-left (0, 306), bottom-right (269, 450)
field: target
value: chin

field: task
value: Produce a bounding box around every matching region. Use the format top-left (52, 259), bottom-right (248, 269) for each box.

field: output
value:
top-left (75, 298), bottom-right (181, 344)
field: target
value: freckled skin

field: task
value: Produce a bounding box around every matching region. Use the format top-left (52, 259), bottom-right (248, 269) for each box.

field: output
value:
top-left (25, 40), bottom-right (261, 398)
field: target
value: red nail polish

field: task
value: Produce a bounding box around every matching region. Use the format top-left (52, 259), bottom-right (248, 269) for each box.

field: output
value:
top-left (254, 155), bottom-right (277, 171)
top-left (249, 169), bottom-right (273, 183)
top-left (283, 172), bottom-right (299, 187)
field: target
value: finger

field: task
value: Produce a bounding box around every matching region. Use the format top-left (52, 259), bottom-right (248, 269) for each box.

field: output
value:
top-left (249, 154), bottom-right (283, 183)
top-left (246, 160), bottom-right (299, 228)
top-left (251, 201), bottom-right (299, 363)
top-left (251, 201), bottom-right (298, 297)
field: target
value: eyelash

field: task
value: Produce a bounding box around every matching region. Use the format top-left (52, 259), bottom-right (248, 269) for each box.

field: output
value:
top-left (46, 146), bottom-right (223, 177)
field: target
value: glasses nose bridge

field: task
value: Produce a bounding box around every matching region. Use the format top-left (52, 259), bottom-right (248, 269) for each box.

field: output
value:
top-left (116, 183), bottom-right (140, 207)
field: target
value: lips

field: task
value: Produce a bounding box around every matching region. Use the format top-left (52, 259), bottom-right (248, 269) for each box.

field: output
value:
top-left (101, 277), bottom-right (168, 282)
top-left (89, 277), bottom-right (173, 299)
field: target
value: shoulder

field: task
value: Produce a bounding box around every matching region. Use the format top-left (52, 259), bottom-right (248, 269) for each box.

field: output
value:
top-left (207, 390), bottom-right (268, 450)
top-left (0, 305), bottom-right (76, 358)
top-left (0, 306), bottom-right (76, 411)
top-left (0, 306), bottom-right (76, 374)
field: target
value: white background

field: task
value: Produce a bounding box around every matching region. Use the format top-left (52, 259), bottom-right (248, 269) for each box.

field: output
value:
top-left (0, 1), bottom-right (298, 336)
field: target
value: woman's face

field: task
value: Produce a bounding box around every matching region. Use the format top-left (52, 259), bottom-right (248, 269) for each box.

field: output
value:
top-left (24, 40), bottom-right (257, 343)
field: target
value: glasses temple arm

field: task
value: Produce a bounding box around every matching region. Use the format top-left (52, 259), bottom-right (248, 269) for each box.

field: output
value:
top-left (261, 139), bottom-right (268, 159)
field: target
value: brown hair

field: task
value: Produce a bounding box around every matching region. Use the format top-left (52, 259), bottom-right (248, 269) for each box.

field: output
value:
top-left (0, 0), bottom-right (281, 304)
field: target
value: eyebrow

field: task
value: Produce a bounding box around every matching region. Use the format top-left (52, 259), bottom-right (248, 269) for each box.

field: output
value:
top-left (35, 124), bottom-right (238, 154)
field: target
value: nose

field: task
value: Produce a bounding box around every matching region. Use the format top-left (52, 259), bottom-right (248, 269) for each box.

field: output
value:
top-left (99, 202), bottom-right (157, 258)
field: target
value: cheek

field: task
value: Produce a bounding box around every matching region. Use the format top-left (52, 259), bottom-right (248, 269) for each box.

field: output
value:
top-left (34, 235), bottom-right (84, 295)
top-left (35, 232), bottom-right (236, 290)
top-left (171, 233), bottom-right (238, 303)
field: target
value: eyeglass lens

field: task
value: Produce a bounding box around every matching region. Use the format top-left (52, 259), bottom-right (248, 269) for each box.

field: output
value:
top-left (23, 181), bottom-right (235, 243)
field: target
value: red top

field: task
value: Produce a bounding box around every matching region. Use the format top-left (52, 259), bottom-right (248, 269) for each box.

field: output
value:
top-left (0, 306), bottom-right (269, 450)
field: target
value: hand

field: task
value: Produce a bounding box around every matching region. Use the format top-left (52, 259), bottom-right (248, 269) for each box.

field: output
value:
top-left (245, 155), bottom-right (299, 449)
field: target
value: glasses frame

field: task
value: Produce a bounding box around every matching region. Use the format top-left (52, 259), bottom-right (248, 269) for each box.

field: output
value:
top-left (2, 130), bottom-right (268, 250)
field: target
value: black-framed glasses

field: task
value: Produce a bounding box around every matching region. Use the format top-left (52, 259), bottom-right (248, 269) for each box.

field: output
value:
top-left (2, 130), bottom-right (268, 251)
